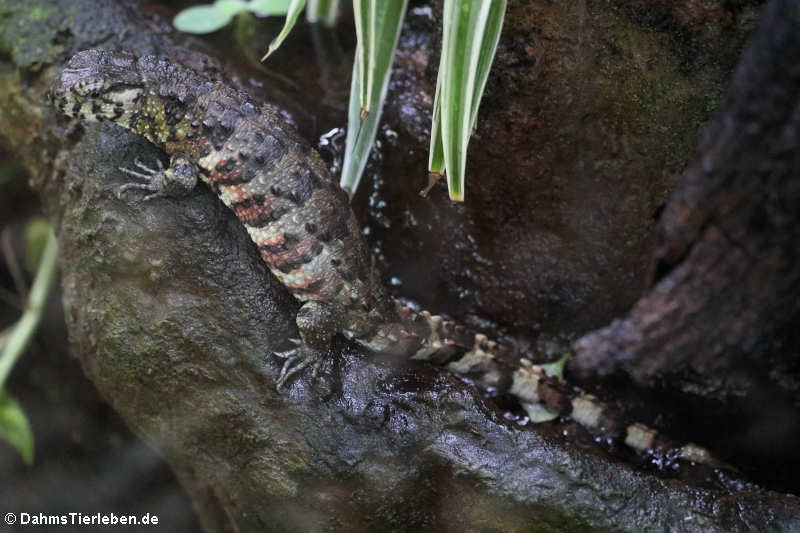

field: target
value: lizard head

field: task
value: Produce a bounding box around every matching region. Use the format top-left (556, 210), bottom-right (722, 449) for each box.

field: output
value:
top-left (50, 49), bottom-right (144, 122)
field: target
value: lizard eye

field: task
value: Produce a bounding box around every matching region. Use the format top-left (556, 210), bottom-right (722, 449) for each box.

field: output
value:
top-left (80, 80), bottom-right (104, 98)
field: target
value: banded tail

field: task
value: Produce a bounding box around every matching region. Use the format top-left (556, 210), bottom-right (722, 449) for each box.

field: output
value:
top-left (397, 300), bottom-right (735, 471)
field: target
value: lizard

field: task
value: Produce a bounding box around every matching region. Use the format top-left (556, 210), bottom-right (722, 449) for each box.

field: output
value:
top-left (50, 49), bottom-right (732, 471)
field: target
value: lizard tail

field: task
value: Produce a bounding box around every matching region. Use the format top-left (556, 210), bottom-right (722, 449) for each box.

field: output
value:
top-left (398, 300), bottom-right (736, 472)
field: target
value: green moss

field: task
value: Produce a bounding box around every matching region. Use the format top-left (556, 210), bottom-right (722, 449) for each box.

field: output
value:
top-left (0, 73), bottom-right (47, 171)
top-left (0, 1), bottom-right (67, 68)
top-left (26, 5), bottom-right (51, 21)
top-left (590, 8), bottom-right (720, 176)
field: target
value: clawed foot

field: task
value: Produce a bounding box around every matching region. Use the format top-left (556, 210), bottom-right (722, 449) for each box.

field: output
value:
top-left (273, 338), bottom-right (325, 390)
top-left (117, 157), bottom-right (167, 202)
top-left (116, 154), bottom-right (197, 202)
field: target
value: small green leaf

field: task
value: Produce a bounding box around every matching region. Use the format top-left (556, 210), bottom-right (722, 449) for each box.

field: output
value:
top-left (216, 0), bottom-right (250, 13)
top-left (174, 5), bottom-right (238, 34)
top-left (0, 390), bottom-right (34, 465)
top-left (174, 0), bottom-right (288, 34)
top-left (261, 0), bottom-right (307, 60)
top-left (520, 401), bottom-right (559, 423)
top-left (539, 353), bottom-right (571, 379)
top-left (248, 0), bottom-right (291, 16)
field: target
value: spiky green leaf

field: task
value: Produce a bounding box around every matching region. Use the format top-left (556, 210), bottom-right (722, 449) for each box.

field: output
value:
top-left (430, 0), bottom-right (506, 201)
top-left (468, 0), bottom-right (505, 132)
top-left (340, 0), bottom-right (408, 196)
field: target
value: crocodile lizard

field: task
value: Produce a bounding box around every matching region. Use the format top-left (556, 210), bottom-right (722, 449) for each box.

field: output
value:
top-left (50, 49), bottom-right (731, 470)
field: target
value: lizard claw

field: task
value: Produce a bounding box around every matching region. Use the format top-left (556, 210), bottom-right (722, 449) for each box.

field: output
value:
top-left (273, 343), bottom-right (324, 390)
top-left (133, 157), bottom-right (163, 173)
top-left (273, 349), bottom-right (297, 360)
top-left (273, 339), bottom-right (302, 359)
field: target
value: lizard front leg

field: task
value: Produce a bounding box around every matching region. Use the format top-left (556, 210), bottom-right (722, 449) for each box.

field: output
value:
top-left (118, 153), bottom-right (198, 200)
top-left (274, 300), bottom-right (342, 390)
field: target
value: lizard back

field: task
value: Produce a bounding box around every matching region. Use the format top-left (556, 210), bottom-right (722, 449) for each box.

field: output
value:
top-left (51, 49), bottom-right (399, 344)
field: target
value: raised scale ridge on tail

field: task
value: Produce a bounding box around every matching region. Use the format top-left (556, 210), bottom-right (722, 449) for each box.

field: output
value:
top-left (50, 49), bottom-right (732, 471)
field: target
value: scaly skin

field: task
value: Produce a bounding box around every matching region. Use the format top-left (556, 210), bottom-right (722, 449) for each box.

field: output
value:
top-left (50, 49), bottom-right (732, 470)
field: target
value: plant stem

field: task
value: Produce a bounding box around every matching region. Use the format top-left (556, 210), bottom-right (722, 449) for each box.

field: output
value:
top-left (0, 231), bottom-right (58, 388)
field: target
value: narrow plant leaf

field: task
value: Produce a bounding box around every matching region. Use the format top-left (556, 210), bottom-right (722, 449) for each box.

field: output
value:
top-left (339, 56), bottom-right (373, 196)
top-left (0, 226), bottom-right (51, 462)
top-left (0, 327), bottom-right (10, 352)
top-left (426, 78), bottom-right (444, 176)
top-left (438, 0), bottom-right (467, 201)
top-left (306, 0), bottom-right (339, 26)
top-left (261, 0), bottom-right (307, 60)
top-left (440, 0), bottom-right (489, 201)
top-left (0, 390), bottom-right (34, 465)
top-left (421, 84), bottom-right (444, 197)
top-left (362, 1), bottom-right (377, 116)
top-left (340, 0), bottom-right (408, 196)
top-left (435, 0), bottom-right (505, 201)
top-left (0, 230), bottom-right (58, 389)
top-left (424, 0), bottom-right (453, 193)
top-left (468, 0), bottom-right (505, 131)
top-left (352, 0), bottom-right (370, 116)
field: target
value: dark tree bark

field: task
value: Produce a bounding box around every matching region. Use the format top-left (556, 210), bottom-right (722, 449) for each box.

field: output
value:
top-left (571, 0), bottom-right (800, 403)
top-left (2, 0), bottom-right (800, 532)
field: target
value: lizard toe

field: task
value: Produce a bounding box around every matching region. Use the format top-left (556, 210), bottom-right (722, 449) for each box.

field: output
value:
top-left (273, 345), bottom-right (325, 390)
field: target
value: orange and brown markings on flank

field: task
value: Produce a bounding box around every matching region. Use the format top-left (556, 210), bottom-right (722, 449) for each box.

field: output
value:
top-left (257, 228), bottom-right (325, 276)
top-left (224, 184), bottom-right (293, 228)
top-left (206, 156), bottom-right (248, 186)
top-left (255, 226), bottom-right (328, 296)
